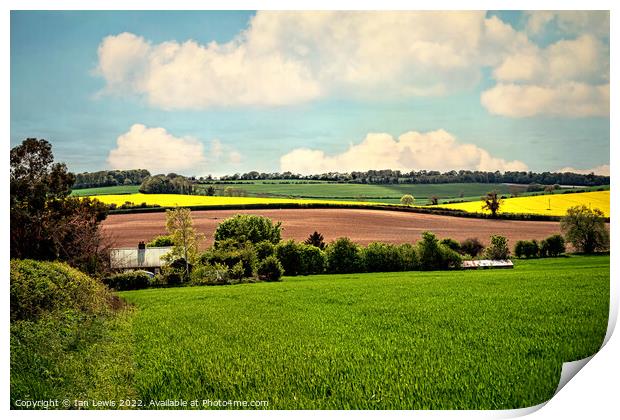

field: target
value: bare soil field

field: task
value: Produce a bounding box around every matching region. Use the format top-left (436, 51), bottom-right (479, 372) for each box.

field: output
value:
top-left (102, 208), bottom-right (564, 249)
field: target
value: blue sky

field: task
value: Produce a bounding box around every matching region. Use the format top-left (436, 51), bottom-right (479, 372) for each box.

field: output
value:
top-left (10, 11), bottom-right (610, 176)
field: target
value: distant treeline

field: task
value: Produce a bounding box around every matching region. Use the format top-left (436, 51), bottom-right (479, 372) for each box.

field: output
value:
top-left (74, 169), bottom-right (150, 189)
top-left (139, 173), bottom-right (194, 194)
top-left (209, 169), bottom-right (609, 186)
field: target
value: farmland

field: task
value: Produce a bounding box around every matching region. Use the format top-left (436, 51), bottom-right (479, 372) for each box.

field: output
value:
top-left (119, 255), bottom-right (609, 409)
top-left (439, 191), bottom-right (610, 217)
top-left (71, 185), bottom-right (140, 196)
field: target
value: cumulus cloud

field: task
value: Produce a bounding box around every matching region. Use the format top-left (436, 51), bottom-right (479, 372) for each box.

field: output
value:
top-left (525, 11), bottom-right (610, 38)
top-left (280, 130), bottom-right (527, 174)
top-left (107, 124), bottom-right (206, 173)
top-left (557, 164), bottom-right (610, 176)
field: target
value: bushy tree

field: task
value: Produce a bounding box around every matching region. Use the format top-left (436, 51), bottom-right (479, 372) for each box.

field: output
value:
top-left (304, 231), bottom-right (326, 250)
top-left (362, 242), bottom-right (403, 272)
top-left (560, 205), bottom-right (609, 253)
top-left (255, 240), bottom-right (276, 260)
top-left (165, 208), bottom-right (204, 277)
top-left (257, 255), bottom-right (284, 282)
top-left (10, 139), bottom-right (110, 274)
top-left (482, 191), bottom-right (502, 217)
top-left (275, 240), bottom-right (302, 276)
top-left (459, 238), bottom-right (484, 258)
top-left (147, 235), bottom-right (174, 247)
top-left (214, 214), bottom-right (281, 247)
top-left (416, 232), bottom-right (444, 270)
top-left (397, 243), bottom-right (419, 271)
top-left (298, 244), bottom-right (327, 275)
top-left (484, 235), bottom-right (510, 259)
top-left (541, 234), bottom-right (566, 257)
top-left (439, 238), bottom-right (460, 253)
top-left (400, 194), bottom-right (415, 206)
top-left (326, 237), bottom-right (362, 274)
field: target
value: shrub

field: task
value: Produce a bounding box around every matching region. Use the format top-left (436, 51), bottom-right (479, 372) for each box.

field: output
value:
top-left (416, 232), bottom-right (444, 270)
top-left (514, 240), bottom-right (527, 258)
top-left (190, 263), bottom-right (230, 286)
top-left (439, 238), bottom-right (461, 253)
top-left (10, 259), bottom-right (112, 322)
top-left (304, 231), bottom-right (326, 250)
top-left (560, 205), bottom-right (609, 253)
top-left (214, 214), bottom-right (282, 247)
top-left (298, 244), bottom-right (327, 275)
top-left (484, 235), bottom-right (510, 260)
top-left (161, 266), bottom-right (184, 286)
top-left (362, 242), bottom-right (403, 272)
top-left (199, 244), bottom-right (257, 278)
top-left (275, 240), bottom-right (302, 276)
top-left (147, 235), bottom-right (174, 247)
top-left (397, 243), bottom-right (419, 271)
top-left (229, 261), bottom-right (246, 280)
top-left (440, 246), bottom-right (463, 269)
top-left (400, 194), bottom-right (415, 206)
top-left (542, 234), bottom-right (566, 257)
top-left (255, 240), bottom-right (275, 260)
top-left (326, 237), bottom-right (363, 274)
top-left (257, 255), bottom-right (284, 282)
top-left (460, 238), bottom-right (484, 258)
top-left (104, 271), bottom-right (151, 291)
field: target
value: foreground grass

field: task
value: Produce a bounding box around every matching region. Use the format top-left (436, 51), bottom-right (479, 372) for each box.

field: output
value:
top-left (120, 255), bottom-right (609, 409)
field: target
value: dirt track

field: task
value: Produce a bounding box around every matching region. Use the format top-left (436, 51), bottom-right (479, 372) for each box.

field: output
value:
top-left (102, 208), bottom-right (564, 249)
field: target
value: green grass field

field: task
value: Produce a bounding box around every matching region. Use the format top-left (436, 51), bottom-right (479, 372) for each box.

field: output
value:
top-left (71, 185), bottom-right (140, 196)
top-left (119, 255), bottom-right (609, 409)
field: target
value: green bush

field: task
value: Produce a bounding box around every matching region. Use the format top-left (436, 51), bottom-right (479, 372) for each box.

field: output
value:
top-left (326, 237), bottom-right (362, 274)
top-left (397, 243), bottom-right (419, 271)
top-left (298, 244), bottom-right (327, 275)
top-left (255, 240), bottom-right (276, 260)
top-left (542, 234), bottom-right (566, 257)
top-left (514, 240), bottom-right (527, 258)
top-left (104, 271), bottom-right (152, 291)
top-left (460, 238), bottom-right (484, 257)
top-left (560, 205), bottom-right (609, 253)
top-left (439, 238), bottom-right (461, 253)
top-left (230, 261), bottom-right (246, 280)
top-left (257, 255), bottom-right (284, 282)
top-left (362, 242), bottom-right (403, 272)
top-left (441, 246), bottom-right (463, 269)
top-left (190, 263), bottom-right (231, 286)
top-left (10, 259), bottom-right (112, 322)
top-left (275, 240), bottom-right (302, 276)
top-left (161, 266), bottom-right (184, 286)
top-left (484, 235), bottom-right (510, 260)
top-left (214, 214), bottom-right (282, 247)
top-left (147, 235), bottom-right (174, 247)
top-left (416, 232), bottom-right (462, 270)
top-left (199, 244), bottom-right (257, 278)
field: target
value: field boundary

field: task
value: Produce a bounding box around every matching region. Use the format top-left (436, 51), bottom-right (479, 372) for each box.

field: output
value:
top-left (106, 201), bottom-right (610, 222)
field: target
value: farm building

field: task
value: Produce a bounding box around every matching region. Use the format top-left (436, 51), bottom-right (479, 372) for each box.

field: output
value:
top-left (461, 260), bottom-right (514, 270)
top-left (110, 242), bottom-right (171, 273)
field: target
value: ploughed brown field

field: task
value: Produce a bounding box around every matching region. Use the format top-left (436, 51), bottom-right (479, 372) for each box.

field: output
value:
top-left (102, 208), bottom-right (564, 250)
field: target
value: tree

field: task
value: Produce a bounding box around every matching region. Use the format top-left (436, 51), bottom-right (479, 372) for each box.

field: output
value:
top-left (484, 235), bottom-right (510, 259)
top-left (10, 138), bottom-right (110, 274)
top-left (429, 196), bottom-right (439, 205)
top-left (304, 231), bottom-right (326, 249)
top-left (214, 214), bottom-right (282, 247)
top-left (560, 205), bottom-right (609, 253)
top-left (326, 237), bottom-right (362, 274)
top-left (400, 194), bottom-right (415, 206)
top-left (460, 238), bottom-right (484, 257)
top-left (482, 191), bottom-right (502, 217)
top-left (165, 208), bottom-right (204, 278)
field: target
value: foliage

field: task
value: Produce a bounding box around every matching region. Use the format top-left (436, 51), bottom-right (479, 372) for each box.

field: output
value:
top-left (481, 191), bottom-right (502, 217)
top-left (514, 240), bottom-right (539, 259)
top-left (304, 231), bottom-right (326, 250)
top-left (397, 243), bottom-right (419, 271)
top-left (257, 255), bottom-right (284, 282)
top-left (459, 238), bottom-right (484, 257)
top-left (214, 214), bottom-right (282, 247)
top-left (298, 244), bottom-right (327, 275)
top-left (255, 240), bottom-right (276, 260)
top-left (147, 235), bottom-right (174, 247)
top-left (541, 234), bottom-right (566, 257)
top-left (104, 271), bottom-right (151, 291)
top-left (416, 232), bottom-right (463, 270)
top-left (560, 205), bottom-right (610, 253)
top-left (275, 240), bottom-right (302, 276)
top-left (190, 263), bottom-right (231, 286)
top-left (74, 169), bottom-right (150, 189)
top-left (199, 244), bottom-right (257, 278)
top-left (361, 242), bottom-right (403, 272)
top-left (165, 208), bottom-right (204, 277)
top-left (400, 194), bottom-right (415, 206)
top-left (119, 255), bottom-right (609, 409)
top-left (326, 237), bottom-right (362, 274)
top-left (139, 173), bottom-right (193, 194)
top-left (439, 238), bottom-right (461, 253)
top-left (484, 235), bottom-right (510, 260)
top-left (10, 138), bottom-right (110, 275)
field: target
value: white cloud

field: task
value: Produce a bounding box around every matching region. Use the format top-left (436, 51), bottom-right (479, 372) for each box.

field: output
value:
top-left (280, 130), bottom-right (528, 174)
top-left (228, 151), bottom-right (242, 165)
top-left (481, 82), bottom-right (610, 118)
top-left (95, 12), bottom-right (609, 119)
top-left (557, 164), bottom-right (609, 176)
top-left (107, 124), bottom-right (206, 174)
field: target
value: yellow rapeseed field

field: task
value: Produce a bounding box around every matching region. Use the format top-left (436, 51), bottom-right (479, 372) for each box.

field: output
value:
top-left (89, 193), bottom-right (385, 208)
top-left (438, 191), bottom-right (609, 217)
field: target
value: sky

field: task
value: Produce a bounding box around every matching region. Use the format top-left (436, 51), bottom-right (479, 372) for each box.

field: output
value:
top-left (10, 10), bottom-right (610, 177)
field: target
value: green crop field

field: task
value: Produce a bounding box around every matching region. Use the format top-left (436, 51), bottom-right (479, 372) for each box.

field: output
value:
top-left (71, 185), bottom-right (140, 196)
top-left (119, 255), bottom-right (609, 410)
